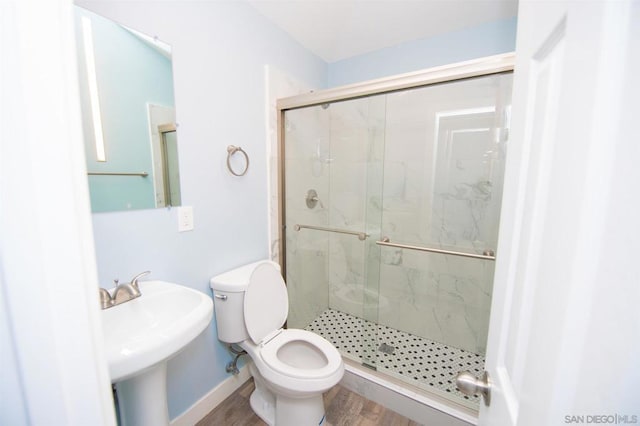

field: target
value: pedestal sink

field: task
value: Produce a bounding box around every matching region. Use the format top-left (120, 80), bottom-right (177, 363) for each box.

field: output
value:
top-left (102, 280), bottom-right (213, 426)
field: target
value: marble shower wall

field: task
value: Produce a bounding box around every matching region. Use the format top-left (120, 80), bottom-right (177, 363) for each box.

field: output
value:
top-left (376, 74), bottom-right (513, 354)
top-left (283, 97), bottom-right (385, 328)
top-left (265, 65), bottom-right (312, 264)
top-left (283, 105), bottom-right (331, 329)
top-left (325, 98), bottom-right (386, 325)
top-left (283, 73), bottom-right (513, 356)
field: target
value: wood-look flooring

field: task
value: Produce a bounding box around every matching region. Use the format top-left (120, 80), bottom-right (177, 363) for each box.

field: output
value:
top-left (197, 378), bottom-right (421, 426)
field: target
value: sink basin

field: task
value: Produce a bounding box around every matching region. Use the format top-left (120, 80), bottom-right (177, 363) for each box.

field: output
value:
top-left (101, 280), bottom-right (213, 425)
top-left (103, 280), bottom-right (213, 382)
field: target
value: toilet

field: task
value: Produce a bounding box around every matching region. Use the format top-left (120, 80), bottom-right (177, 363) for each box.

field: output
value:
top-left (210, 260), bottom-right (344, 426)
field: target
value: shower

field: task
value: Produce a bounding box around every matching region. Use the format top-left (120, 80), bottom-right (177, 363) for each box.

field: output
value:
top-left (277, 54), bottom-right (514, 416)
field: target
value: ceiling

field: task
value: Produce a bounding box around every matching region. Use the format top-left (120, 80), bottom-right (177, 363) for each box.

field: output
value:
top-left (247, 0), bottom-right (518, 63)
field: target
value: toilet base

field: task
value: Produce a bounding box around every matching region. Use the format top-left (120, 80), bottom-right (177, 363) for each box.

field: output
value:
top-left (248, 362), bottom-right (276, 425)
top-left (249, 386), bottom-right (276, 425)
top-left (248, 363), bottom-right (327, 426)
top-left (275, 393), bottom-right (326, 426)
top-left (249, 388), bottom-right (326, 426)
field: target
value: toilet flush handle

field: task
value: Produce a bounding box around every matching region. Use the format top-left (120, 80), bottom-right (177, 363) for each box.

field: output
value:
top-left (214, 294), bottom-right (228, 301)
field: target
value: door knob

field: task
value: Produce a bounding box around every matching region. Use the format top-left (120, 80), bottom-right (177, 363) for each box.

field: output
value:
top-left (455, 371), bottom-right (491, 406)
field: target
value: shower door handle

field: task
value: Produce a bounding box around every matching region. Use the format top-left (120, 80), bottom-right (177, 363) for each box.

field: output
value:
top-left (455, 371), bottom-right (491, 406)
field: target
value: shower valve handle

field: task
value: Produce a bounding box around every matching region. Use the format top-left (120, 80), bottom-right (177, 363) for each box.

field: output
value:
top-left (305, 189), bottom-right (324, 209)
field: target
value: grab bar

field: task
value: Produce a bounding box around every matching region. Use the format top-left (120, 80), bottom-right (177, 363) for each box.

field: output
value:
top-left (293, 224), bottom-right (368, 241)
top-left (88, 171), bottom-right (148, 177)
top-left (376, 237), bottom-right (496, 260)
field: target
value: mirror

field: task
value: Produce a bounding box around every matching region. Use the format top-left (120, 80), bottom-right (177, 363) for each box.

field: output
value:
top-left (73, 6), bottom-right (181, 213)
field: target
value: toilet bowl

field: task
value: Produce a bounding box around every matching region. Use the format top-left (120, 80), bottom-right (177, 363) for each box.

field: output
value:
top-left (210, 261), bottom-right (344, 426)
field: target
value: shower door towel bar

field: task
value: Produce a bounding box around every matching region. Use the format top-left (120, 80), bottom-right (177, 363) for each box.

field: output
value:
top-left (376, 237), bottom-right (496, 260)
top-left (226, 145), bottom-right (249, 176)
top-left (293, 224), bottom-right (368, 241)
top-left (87, 171), bottom-right (148, 177)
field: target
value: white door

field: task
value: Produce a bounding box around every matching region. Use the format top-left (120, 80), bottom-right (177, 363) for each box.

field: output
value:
top-left (474, 0), bottom-right (640, 424)
top-left (1, 1), bottom-right (116, 424)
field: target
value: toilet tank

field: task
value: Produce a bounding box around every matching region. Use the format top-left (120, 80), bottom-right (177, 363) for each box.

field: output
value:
top-left (209, 260), bottom-right (280, 344)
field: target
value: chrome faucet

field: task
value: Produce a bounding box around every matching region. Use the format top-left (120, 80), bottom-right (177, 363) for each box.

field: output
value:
top-left (99, 271), bottom-right (151, 309)
top-left (130, 270), bottom-right (150, 291)
top-left (112, 282), bottom-right (141, 305)
top-left (99, 288), bottom-right (114, 309)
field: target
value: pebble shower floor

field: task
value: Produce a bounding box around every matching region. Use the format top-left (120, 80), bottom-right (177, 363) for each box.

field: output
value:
top-left (305, 308), bottom-right (485, 406)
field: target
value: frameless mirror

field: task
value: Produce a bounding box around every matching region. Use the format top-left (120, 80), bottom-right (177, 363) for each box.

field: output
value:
top-left (73, 6), bottom-right (181, 212)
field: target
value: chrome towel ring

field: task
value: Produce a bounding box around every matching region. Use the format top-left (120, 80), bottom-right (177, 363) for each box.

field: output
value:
top-left (226, 145), bottom-right (249, 176)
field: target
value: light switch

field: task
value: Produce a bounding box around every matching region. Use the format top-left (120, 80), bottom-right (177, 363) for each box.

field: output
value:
top-left (178, 206), bottom-right (194, 232)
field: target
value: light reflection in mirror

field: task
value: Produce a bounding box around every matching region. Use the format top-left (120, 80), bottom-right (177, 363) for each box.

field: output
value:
top-left (80, 15), bottom-right (106, 162)
top-left (74, 6), bottom-right (181, 213)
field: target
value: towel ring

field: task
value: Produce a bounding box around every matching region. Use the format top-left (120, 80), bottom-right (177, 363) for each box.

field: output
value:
top-left (226, 145), bottom-right (249, 176)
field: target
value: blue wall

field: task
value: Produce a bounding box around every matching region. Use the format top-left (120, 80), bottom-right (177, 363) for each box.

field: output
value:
top-left (77, 0), bottom-right (326, 420)
top-left (328, 16), bottom-right (517, 87)
top-left (77, 1), bottom-right (515, 421)
top-left (76, 8), bottom-right (175, 212)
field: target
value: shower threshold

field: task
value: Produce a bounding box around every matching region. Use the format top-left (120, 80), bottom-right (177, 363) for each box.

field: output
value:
top-left (305, 308), bottom-right (485, 408)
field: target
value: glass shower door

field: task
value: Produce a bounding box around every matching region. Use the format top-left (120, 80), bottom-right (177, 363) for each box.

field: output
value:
top-left (373, 73), bottom-right (513, 403)
top-left (283, 104), bottom-right (331, 332)
top-left (283, 96), bottom-right (385, 369)
top-left (282, 69), bottom-right (513, 408)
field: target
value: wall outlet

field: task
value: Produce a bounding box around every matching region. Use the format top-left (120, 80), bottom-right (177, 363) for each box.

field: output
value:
top-left (178, 206), bottom-right (194, 232)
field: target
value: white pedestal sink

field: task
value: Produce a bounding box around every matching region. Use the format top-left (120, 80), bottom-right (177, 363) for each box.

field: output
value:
top-left (102, 281), bottom-right (213, 426)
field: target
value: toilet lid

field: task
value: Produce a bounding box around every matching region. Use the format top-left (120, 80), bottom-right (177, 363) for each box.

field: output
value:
top-left (244, 262), bottom-right (288, 345)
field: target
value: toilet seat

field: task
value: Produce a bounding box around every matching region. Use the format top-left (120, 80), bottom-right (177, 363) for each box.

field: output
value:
top-left (242, 262), bottom-right (343, 387)
top-left (260, 329), bottom-right (342, 380)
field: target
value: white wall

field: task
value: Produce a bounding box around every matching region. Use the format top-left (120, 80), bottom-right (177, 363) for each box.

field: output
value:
top-left (77, 0), bottom-right (326, 420)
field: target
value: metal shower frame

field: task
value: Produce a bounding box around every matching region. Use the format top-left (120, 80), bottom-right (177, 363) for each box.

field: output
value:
top-left (276, 52), bottom-right (516, 277)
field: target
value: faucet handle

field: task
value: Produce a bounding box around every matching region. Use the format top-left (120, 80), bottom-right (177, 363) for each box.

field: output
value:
top-left (99, 288), bottom-right (114, 310)
top-left (130, 270), bottom-right (151, 290)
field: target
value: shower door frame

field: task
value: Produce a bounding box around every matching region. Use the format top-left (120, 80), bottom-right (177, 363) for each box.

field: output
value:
top-left (276, 52), bottom-right (515, 279)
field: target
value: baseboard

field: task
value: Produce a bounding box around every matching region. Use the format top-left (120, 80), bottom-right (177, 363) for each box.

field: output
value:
top-left (171, 365), bottom-right (251, 426)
